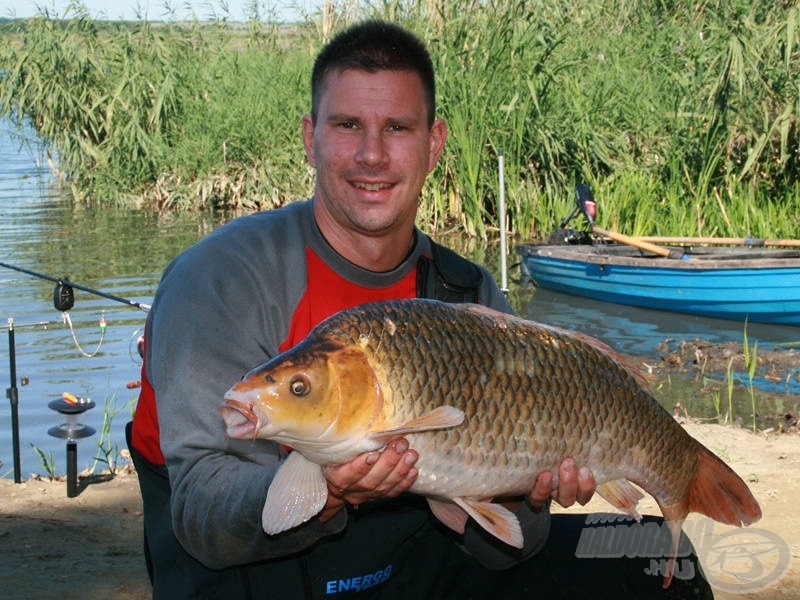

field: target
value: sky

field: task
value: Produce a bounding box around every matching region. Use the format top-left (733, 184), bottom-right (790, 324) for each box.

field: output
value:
top-left (0, 1), bottom-right (321, 22)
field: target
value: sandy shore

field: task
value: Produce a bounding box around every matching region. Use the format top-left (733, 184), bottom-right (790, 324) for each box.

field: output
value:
top-left (1, 468), bottom-right (148, 599)
top-left (1, 422), bottom-right (797, 599)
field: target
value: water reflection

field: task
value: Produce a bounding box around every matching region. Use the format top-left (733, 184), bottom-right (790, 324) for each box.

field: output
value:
top-left (521, 288), bottom-right (796, 356)
top-left (0, 118), bottom-right (226, 479)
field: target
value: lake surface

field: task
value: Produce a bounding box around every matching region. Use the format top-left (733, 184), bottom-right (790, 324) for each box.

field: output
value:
top-left (1, 117), bottom-right (797, 481)
top-left (0, 118), bottom-right (223, 480)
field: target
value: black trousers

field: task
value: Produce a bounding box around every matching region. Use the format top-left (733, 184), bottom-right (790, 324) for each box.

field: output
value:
top-left (126, 422), bottom-right (250, 596)
top-left (126, 422), bottom-right (713, 599)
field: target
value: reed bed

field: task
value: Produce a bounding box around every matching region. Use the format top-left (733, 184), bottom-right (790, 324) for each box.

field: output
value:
top-left (0, 0), bottom-right (798, 239)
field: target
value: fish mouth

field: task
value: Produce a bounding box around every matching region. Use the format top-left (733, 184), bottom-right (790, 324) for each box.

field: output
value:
top-left (220, 397), bottom-right (263, 440)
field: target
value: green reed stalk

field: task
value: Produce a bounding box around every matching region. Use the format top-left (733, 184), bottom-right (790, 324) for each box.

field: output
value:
top-left (726, 357), bottom-right (735, 425)
top-left (711, 391), bottom-right (722, 423)
top-left (90, 393), bottom-right (135, 475)
top-left (30, 443), bottom-right (57, 480)
top-left (742, 325), bottom-right (760, 432)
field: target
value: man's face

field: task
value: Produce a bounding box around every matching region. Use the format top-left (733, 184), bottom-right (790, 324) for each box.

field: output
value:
top-left (303, 68), bottom-right (447, 238)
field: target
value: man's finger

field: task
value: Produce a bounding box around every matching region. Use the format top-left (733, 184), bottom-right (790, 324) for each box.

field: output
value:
top-left (553, 457), bottom-right (578, 507)
top-left (576, 466), bottom-right (595, 505)
top-left (528, 470), bottom-right (554, 509)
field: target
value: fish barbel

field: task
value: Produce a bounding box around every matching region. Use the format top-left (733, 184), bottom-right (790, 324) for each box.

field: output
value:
top-left (221, 299), bottom-right (761, 587)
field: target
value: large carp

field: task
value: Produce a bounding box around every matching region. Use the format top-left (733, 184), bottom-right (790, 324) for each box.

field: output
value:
top-left (221, 298), bottom-right (761, 587)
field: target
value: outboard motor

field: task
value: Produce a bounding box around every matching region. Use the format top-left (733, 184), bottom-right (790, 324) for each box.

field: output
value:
top-left (548, 183), bottom-right (597, 245)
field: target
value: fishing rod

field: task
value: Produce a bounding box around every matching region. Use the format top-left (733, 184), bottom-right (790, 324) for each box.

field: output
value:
top-left (2, 261), bottom-right (149, 484)
top-left (0, 261), bottom-right (151, 313)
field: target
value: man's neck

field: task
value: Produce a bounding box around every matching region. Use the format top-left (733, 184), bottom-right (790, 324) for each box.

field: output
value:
top-left (312, 198), bottom-right (417, 272)
top-left (321, 226), bottom-right (416, 272)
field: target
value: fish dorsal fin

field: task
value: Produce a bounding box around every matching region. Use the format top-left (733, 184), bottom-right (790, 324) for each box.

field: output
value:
top-left (367, 406), bottom-right (464, 443)
top-left (466, 303), bottom-right (654, 393)
top-left (453, 497), bottom-right (524, 549)
top-left (463, 303), bottom-right (513, 320)
top-left (427, 498), bottom-right (470, 534)
top-left (262, 451), bottom-right (328, 535)
top-left (596, 478), bottom-right (645, 521)
top-left (545, 325), bottom-right (654, 392)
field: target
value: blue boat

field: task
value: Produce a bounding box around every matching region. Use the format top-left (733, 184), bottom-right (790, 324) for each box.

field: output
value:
top-left (517, 242), bottom-right (800, 326)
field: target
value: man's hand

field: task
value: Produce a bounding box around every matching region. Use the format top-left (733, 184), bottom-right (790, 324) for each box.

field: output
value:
top-left (529, 457), bottom-right (596, 509)
top-left (318, 437), bottom-right (418, 522)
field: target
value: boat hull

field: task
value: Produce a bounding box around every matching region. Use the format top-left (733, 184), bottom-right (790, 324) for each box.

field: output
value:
top-left (517, 243), bottom-right (800, 326)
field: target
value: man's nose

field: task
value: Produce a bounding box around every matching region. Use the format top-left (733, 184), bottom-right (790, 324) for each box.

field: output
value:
top-left (355, 130), bottom-right (388, 166)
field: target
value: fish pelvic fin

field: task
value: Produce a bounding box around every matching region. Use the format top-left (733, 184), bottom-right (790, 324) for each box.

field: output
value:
top-left (262, 451), bottom-right (328, 535)
top-left (367, 406), bottom-right (465, 444)
top-left (596, 478), bottom-right (645, 521)
top-left (452, 497), bottom-right (524, 549)
top-left (687, 445), bottom-right (762, 527)
top-left (427, 498), bottom-right (469, 534)
top-left (657, 513), bottom-right (685, 589)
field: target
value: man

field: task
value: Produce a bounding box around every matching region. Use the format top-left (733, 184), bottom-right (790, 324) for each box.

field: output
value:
top-left (128, 20), bottom-right (710, 598)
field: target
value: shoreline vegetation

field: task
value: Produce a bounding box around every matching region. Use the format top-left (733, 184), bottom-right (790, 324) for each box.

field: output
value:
top-left (0, 0), bottom-right (798, 240)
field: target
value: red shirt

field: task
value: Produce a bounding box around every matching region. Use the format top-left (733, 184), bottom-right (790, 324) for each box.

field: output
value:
top-left (132, 246), bottom-right (418, 465)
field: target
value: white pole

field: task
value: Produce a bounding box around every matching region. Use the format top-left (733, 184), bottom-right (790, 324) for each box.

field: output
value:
top-left (498, 148), bottom-right (509, 294)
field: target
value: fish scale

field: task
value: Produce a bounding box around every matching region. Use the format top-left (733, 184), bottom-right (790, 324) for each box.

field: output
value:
top-left (222, 298), bottom-right (761, 588)
top-left (318, 300), bottom-right (679, 500)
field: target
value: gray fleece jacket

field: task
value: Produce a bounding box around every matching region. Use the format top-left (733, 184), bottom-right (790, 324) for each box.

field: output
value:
top-left (144, 199), bottom-right (550, 596)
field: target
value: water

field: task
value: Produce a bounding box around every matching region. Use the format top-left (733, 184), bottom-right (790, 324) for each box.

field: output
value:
top-left (519, 287), bottom-right (800, 422)
top-left (521, 287), bottom-right (796, 358)
top-left (1, 118), bottom-right (797, 481)
top-left (0, 118), bottom-right (221, 480)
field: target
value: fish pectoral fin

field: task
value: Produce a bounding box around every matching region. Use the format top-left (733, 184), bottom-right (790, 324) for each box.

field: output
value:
top-left (427, 498), bottom-right (469, 534)
top-left (367, 406), bottom-right (465, 442)
top-left (452, 497), bottom-right (524, 549)
top-left (596, 478), bottom-right (645, 521)
top-left (262, 451), bottom-right (328, 535)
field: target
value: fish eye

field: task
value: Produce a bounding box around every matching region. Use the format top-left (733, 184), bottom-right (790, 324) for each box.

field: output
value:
top-left (289, 375), bottom-right (311, 397)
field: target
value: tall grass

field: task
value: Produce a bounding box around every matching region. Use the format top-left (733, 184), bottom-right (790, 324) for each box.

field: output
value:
top-left (742, 326), bottom-right (760, 433)
top-left (91, 393), bottom-right (135, 475)
top-left (0, 0), bottom-right (798, 239)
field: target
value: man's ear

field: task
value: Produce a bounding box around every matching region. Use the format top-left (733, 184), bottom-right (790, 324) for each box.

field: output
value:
top-left (427, 118), bottom-right (448, 172)
top-left (302, 114), bottom-right (316, 168)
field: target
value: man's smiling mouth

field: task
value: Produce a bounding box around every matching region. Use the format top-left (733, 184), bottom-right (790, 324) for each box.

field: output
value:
top-left (353, 181), bottom-right (393, 191)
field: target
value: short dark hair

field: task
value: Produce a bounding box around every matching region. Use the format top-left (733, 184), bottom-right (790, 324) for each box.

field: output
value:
top-left (310, 20), bottom-right (436, 127)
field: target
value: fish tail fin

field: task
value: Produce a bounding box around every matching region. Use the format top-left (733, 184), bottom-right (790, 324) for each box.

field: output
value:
top-left (658, 445), bottom-right (762, 588)
top-left (687, 446), bottom-right (762, 527)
